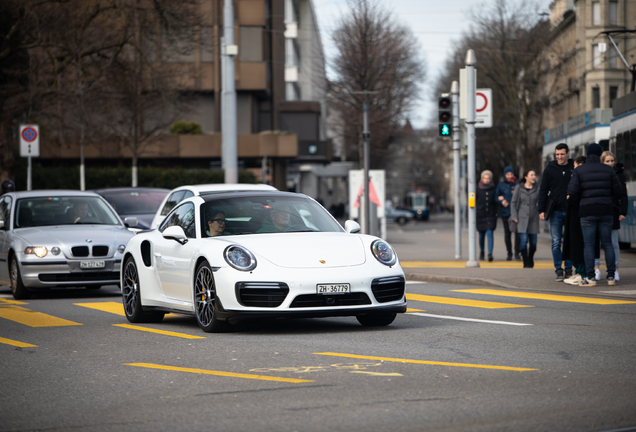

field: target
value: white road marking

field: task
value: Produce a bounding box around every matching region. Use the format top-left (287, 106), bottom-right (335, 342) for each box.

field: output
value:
top-left (600, 290), bottom-right (636, 295)
top-left (405, 280), bottom-right (427, 284)
top-left (408, 312), bottom-right (532, 326)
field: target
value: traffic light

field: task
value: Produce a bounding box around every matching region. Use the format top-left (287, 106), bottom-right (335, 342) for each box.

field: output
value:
top-left (438, 95), bottom-right (452, 137)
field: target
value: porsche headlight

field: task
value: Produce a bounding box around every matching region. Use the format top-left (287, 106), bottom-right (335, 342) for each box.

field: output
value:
top-left (371, 240), bottom-right (397, 266)
top-left (25, 246), bottom-right (48, 258)
top-left (224, 245), bottom-right (257, 271)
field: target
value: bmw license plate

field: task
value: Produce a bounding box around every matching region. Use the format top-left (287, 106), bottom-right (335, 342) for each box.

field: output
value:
top-left (316, 284), bottom-right (350, 295)
top-left (80, 260), bottom-right (105, 269)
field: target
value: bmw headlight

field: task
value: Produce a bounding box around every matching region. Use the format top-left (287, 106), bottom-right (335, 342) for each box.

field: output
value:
top-left (224, 245), bottom-right (257, 271)
top-left (25, 246), bottom-right (48, 258)
top-left (371, 240), bottom-right (397, 266)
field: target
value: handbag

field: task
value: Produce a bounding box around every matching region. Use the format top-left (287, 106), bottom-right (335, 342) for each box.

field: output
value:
top-left (508, 218), bottom-right (517, 233)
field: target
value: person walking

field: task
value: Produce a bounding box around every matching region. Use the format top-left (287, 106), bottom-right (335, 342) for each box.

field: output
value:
top-left (538, 143), bottom-right (574, 281)
top-left (510, 169), bottom-right (540, 268)
top-left (476, 170), bottom-right (497, 262)
top-left (495, 166), bottom-right (520, 261)
top-left (567, 143), bottom-right (622, 286)
top-left (562, 156), bottom-right (587, 285)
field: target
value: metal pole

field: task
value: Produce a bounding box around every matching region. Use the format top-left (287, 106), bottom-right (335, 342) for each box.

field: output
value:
top-left (465, 50), bottom-right (479, 268)
top-left (451, 81), bottom-right (461, 259)
top-left (27, 156), bottom-right (32, 191)
top-left (222, 1), bottom-right (238, 184)
top-left (362, 99), bottom-right (370, 234)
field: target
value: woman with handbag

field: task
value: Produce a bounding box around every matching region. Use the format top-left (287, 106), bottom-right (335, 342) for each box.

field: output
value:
top-left (511, 169), bottom-right (540, 268)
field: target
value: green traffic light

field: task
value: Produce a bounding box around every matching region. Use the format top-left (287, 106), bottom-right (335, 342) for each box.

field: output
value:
top-left (440, 124), bottom-right (450, 136)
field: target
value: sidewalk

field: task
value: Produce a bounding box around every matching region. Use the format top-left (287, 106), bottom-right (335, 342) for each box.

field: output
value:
top-left (388, 213), bottom-right (636, 300)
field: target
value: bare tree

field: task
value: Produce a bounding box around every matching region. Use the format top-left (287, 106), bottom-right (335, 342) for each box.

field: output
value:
top-left (329, 0), bottom-right (425, 169)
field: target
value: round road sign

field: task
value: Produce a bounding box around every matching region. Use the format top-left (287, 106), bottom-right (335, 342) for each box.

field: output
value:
top-left (21, 127), bottom-right (38, 142)
top-left (476, 92), bottom-right (488, 112)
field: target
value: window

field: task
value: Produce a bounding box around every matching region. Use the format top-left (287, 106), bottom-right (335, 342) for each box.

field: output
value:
top-left (0, 197), bottom-right (11, 228)
top-left (592, 2), bottom-right (601, 26)
top-left (609, 1), bottom-right (618, 25)
top-left (610, 86), bottom-right (618, 104)
top-left (160, 202), bottom-right (196, 238)
top-left (608, 46), bottom-right (618, 68)
top-left (593, 44), bottom-right (602, 69)
top-left (161, 191), bottom-right (186, 216)
top-left (239, 27), bottom-right (263, 62)
top-left (592, 87), bottom-right (600, 108)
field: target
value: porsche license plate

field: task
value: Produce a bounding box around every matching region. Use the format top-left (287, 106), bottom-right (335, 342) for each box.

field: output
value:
top-left (316, 284), bottom-right (350, 295)
top-left (80, 260), bottom-right (105, 269)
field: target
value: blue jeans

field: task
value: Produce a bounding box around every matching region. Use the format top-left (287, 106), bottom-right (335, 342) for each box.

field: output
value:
top-left (518, 233), bottom-right (537, 251)
top-left (581, 215), bottom-right (615, 280)
top-left (595, 229), bottom-right (620, 269)
top-left (479, 230), bottom-right (494, 255)
top-left (549, 210), bottom-right (572, 272)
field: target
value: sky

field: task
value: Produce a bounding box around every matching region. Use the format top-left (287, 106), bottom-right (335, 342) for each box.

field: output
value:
top-left (312, 0), bottom-right (555, 129)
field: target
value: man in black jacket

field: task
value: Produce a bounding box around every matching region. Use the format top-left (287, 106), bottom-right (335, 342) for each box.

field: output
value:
top-left (567, 143), bottom-right (622, 286)
top-left (538, 143), bottom-right (574, 281)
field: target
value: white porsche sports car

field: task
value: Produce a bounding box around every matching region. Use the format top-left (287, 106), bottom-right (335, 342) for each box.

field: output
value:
top-left (121, 191), bottom-right (407, 332)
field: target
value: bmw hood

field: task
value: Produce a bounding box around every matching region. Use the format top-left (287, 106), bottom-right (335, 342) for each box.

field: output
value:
top-left (229, 233), bottom-right (367, 268)
top-left (15, 225), bottom-right (133, 247)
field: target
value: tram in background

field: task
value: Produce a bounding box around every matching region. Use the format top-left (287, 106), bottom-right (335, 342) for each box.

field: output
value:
top-left (609, 93), bottom-right (636, 248)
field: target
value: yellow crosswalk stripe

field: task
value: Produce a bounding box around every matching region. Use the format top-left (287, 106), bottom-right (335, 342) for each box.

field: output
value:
top-left (0, 336), bottom-right (37, 348)
top-left (113, 324), bottom-right (205, 339)
top-left (314, 352), bottom-right (537, 371)
top-left (454, 289), bottom-right (636, 305)
top-left (405, 293), bottom-right (532, 309)
top-left (125, 363), bottom-right (315, 383)
top-left (0, 298), bottom-right (28, 305)
top-left (0, 305), bottom-right (82, 327)
top-left (75, 301), bottom-right (125, 316)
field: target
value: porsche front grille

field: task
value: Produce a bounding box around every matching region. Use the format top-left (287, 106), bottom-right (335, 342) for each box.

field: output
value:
top-left (290, 293), bottom-right (371, 308)
top-left (235, 282), bottom-right (289, 307)
top-left (371, 276), bottom-right (405, 303)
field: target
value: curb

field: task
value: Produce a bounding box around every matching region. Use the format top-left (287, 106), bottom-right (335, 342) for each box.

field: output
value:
top-left (405, 273), bottom-right (518, 289)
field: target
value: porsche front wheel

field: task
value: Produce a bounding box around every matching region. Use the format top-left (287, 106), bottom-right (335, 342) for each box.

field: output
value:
top-left (122, 257), bottom-right (164, 323)
top-left (194, 261), bottom-right (231, 333)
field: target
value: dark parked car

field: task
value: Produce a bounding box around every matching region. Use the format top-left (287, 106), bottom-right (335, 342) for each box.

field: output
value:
top-left (94, 187), bottom-right (169, 231)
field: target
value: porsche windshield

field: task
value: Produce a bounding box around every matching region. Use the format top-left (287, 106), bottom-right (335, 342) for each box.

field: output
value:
top-left (15, 196), bottom-right (121, 228)
top-left (200, 195), bottom-right (344, 236)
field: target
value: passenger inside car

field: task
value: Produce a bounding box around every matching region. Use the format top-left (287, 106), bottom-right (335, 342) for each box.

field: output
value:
top-left (206, 210), bottom-right (229, 237)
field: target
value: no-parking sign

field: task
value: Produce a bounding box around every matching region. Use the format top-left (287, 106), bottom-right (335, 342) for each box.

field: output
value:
top-left (20, 124), bottom-right (40, 157)
top-left (475, 89), bottom-right (492, 128)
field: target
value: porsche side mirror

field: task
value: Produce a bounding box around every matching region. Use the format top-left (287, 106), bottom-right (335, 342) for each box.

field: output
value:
top-left (162, 225), bottom-right (188, 245)
top-left (344, 220), bottom-right (361, 234)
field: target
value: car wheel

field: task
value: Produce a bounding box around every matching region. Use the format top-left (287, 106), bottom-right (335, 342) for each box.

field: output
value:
top-left (10, 256), bottom-right (31, 300)
top-left (194, 261), bottom-right (231, 333)
top-left (396, 217), bottom-right (407, 225)
top-left (122, 257), bottom-right (164, 323)
top-left (356, 312), bottom-right (397, 327)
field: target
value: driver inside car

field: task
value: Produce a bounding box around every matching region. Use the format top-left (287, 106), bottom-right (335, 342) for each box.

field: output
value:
top-left (72, 201), bottom-right (89, 223)
top-left (257, 204), bottom-right (292, 233)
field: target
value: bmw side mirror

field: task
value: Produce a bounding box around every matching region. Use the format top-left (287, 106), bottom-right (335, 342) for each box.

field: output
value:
top-left (124, 217), bottom-right (138, 227)
top-left (344, 220), bottom-right (361, 234)
top-left (162, 225), bottom-right (188, 245)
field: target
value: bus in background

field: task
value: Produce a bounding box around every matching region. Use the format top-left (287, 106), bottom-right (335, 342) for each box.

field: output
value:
top-left (609, 92), bottom-right (636, 248)
top-left (404, 189), bottom-right (429, 221)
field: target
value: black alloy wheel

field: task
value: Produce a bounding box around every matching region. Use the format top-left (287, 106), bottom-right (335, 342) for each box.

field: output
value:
top-left (122, 257), bottom-right (164, 323)
top-left (194, 261), bottom-right (231, 333)
top-left (356, 312), bottom-right (397, 327)
top-left (10, 256), bottom-right (31, 300)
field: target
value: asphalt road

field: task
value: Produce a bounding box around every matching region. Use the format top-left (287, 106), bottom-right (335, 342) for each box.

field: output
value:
top-left (1, 277), bottom-right (635, 432)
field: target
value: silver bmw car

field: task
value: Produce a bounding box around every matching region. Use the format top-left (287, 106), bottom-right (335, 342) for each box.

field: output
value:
top-left (0, 190), bottom-right (136, 299)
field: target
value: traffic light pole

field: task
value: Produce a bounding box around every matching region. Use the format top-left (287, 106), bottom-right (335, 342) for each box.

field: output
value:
top-left (451, 80), bottom-right (461, 260)
top-left (465, 50), bottom-right (479, 268)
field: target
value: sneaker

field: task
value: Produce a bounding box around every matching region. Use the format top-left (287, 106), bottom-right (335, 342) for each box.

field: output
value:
top-left (564, 274), bottom-right (583, 285)
top-left (607, 277), bottom-right (616, 286)
top-left (506, 254), bottom-right (512, 261)
top-left (556, 269), bottom-right (564, 282)
top-left (488, 254), bottom-right (493, 262)
top-left (579, 277), bottom-right (597, 287)
top-left (514, 254), bottom-right (521, 261)
top-left (564, 269), bottom-right (573, 278)
top-left (615, 270), bottom-right (620, 281)
top-left (594, 269), bottom-right (601, 281)
top-left (479, 251), bottom-right (484, 261)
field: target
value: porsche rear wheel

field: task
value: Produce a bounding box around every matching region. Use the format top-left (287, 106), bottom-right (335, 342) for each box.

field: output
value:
top-left (122, 257), bottom-right (164, 323)
top-left (194, 261), bottom-right (231, 333)
top-left (10, 256), bottom-right (31, 300)
top-left (356, 312), bottom-right (397, 327)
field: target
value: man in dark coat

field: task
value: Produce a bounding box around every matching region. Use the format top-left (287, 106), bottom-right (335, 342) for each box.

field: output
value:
top-left (567, 143), bottom-right (622, 286)
top-left (495, 166), bottom-right (520, 261)
top-left (538, 143), bottom-right (574, 281)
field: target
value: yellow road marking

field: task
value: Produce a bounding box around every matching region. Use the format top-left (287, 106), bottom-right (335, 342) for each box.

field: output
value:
top-left (126, 363), bottom-right (315, 383)
top-left (76, 302), bottom-right (183, 319)
top-left (406, 308), bottom-right (425, 312)
top-left (454, 289), bottom-right (636, 305)
top-left (0, 336), bottom-right (37, 348)
top-left (0, 298), bottom-right (28, 305)
top-left (314, 352), bottom-right (536, 372)
top-left (113, 324), bottom-right (205, 339)
top-left (401, 261), bottom-right (558, 269)
top-left (405, 293), bottom-right (532, 309)
top-left (0, 305), bottom-right (82, 327)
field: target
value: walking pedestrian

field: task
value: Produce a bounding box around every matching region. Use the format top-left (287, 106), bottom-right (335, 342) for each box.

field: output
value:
top-left (567, 143), bottom-right (622, 286)
top-left (476, 170), bottom-right (497, 261)
top-left (538, 143), bottom-right (574, 281)
top-left (510, 169), bottom-right (540, 268)
top-left (495, 166), bottom-right (520, 261)
top-left (563, 156), bottom-right (587, 285)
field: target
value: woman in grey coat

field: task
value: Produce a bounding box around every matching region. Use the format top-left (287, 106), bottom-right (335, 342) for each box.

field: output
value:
top-left (511, 169), bottom-right (540, 268)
